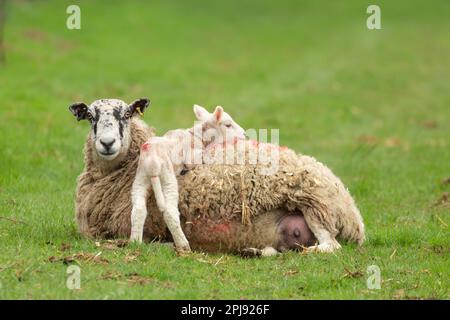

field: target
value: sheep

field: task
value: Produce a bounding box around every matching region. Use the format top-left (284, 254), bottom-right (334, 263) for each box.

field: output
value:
top-left (181, 139), bottom-right (366, 254)
top-left (189, 140), bottom-right (365, 252)
top-left (70, 98), bottom-right (365, 255)
top-left (129, 105), bottom-right (247, 253)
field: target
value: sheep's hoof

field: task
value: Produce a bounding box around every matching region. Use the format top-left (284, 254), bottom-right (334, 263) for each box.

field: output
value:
top-left (305, 242), bottom-right (341, 253)
top-left (260, 247), bottom-right (279, 257)
top-left (175, 246), bottom-right (192, 257)
top-left (129, 236), bottom-right (143, 244)
top-left (240, 248), bottom-right (262, 258)
top-left (129, 231), bottom-right (144, 243)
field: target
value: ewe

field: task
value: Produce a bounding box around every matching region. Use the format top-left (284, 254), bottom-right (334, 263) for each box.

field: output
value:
top-left (130, 105), bottom-right (246, 253)
top-left (69, 98), bottom-right (365, 256)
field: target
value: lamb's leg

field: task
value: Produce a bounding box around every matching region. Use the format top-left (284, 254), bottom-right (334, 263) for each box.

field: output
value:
top-left (303, 212), bottom-right (341, 253)
top-left (150, 174), bottom-right (191, 253)
top-left (163, 205), bottom-right (191, 254)
top-left (130, 163), bottom-right (151, 243)
top-left (150, 176), bottom-right (166, 213)
top-left (159, 164), bottom-right (191, 254)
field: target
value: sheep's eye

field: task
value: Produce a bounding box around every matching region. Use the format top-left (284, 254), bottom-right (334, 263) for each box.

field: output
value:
top-left (86, 112), bottom-right (93, 121)
top-left (124, 111), bottom-right (132, 119)
top-left (225, 124), bottom-right (232, 128)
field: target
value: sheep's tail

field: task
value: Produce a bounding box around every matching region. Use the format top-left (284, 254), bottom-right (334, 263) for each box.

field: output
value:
top-left (151, 176), bottom-right (166, 213)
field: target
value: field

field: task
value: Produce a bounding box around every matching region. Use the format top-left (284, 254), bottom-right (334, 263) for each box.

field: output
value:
top-left (0, 0), bottom-right (448, 299)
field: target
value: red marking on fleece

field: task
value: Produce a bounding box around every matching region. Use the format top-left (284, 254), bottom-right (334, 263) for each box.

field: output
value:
top-left (141, 142), bottom-right (150, 152)
top-left (209, 223), bottom-right (231, 234)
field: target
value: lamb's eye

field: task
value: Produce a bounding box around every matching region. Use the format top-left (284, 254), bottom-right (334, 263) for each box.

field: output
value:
top-left (124, 111), bottom-right (132, 119)
top-left (225, 124), bottom-right (232, 128)
top-left (86, 112), bottom-right (93, 121)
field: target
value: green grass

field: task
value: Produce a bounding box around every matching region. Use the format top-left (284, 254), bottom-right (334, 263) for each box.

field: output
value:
top-left (0, 0), bottom-right (449, 299)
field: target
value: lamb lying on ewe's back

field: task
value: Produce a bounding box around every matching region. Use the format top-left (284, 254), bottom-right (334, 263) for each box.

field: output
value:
top-left (130, 104), bottom-right (247, 253)
top-left (70, 98), bottom-right (365, 256)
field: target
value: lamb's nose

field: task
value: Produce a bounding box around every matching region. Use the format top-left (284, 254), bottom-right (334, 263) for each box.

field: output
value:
top-left (100, 138), bottom-right (116, 150)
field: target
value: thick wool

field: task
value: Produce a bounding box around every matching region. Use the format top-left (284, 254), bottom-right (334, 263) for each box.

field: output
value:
top-left (178, 162), bottom-right (365, 250)
top-left (75, 119), bottom-right (168, 240)
top-left (75, 118), bottom-right (365, 253)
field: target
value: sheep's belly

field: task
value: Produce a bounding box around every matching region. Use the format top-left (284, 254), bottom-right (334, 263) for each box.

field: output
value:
top-left (180, 209), bottom-right (281, 253)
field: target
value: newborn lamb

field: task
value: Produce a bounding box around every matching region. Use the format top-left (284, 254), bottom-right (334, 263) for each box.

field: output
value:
top-left (130, 104), bottom-right (246, 253)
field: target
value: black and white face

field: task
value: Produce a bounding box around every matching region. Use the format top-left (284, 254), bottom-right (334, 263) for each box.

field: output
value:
top-left (69, 98), bottom-right (150, 160)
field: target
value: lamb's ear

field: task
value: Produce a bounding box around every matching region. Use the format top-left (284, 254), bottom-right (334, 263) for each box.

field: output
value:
top-left (193, 104), bottom-right (210, 121)
top-left (213, 106), bottom-right (224, 123)
top-left (69, 102), bottom-right (89, 121)
top-left (129, 98), bottom-right (150, 116)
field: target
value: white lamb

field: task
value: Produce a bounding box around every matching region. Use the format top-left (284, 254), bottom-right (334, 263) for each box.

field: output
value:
top-left (130, 105), bottom-right (246, 253)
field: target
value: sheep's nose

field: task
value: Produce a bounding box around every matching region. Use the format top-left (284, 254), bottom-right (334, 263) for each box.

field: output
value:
top-left (100, 138), bottom-right (116, 150)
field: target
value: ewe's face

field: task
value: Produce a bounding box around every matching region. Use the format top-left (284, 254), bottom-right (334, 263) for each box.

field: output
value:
top-left (69, 98), bottom-right (150, 161)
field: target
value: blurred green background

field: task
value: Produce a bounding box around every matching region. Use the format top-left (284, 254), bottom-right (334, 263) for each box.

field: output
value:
top-left (0, 0), bottom-right (448, 299)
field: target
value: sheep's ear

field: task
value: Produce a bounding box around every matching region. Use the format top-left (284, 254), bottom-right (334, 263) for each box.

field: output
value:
top-left (213, 106), bottom-right (224, 123)
top-left (129, 98), bottom-right (150, 116)
top-left (69, 102), bottom-right (89, 121)
top-left (193, 104), bottom-right (210, 121)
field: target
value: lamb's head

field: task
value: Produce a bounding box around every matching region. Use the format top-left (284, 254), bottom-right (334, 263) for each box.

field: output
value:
top-left (193, 104), bottom-right (246, 144)
top-left (69, 98), bottom-right (150, 161)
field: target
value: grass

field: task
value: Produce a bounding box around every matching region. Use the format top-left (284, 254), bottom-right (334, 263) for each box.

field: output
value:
top-left (0, 0), bottom-right (449, 299)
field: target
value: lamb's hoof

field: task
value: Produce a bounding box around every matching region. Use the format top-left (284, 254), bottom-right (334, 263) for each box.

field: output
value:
top-left (129, 235), bottom-right (143, 243)
top-left (240, 248), bottom-right (262, 258)
top-left (175, 246), bottom-right (192, 257)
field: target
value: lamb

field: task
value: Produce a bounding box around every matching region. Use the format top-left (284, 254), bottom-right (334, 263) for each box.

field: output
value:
top-left (70, 98), bottom-right (365, 256)
top-left (129, 105), bottom-right (247, 253)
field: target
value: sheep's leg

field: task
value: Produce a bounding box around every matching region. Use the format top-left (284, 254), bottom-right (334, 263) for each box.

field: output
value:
top-left (163, 205), bottom-right (191, 254)
top-left (159, 164), bottom-right (191, 254)
top-left (130, 163), bottom-right (151, 243)
top-left (303, 213), bottom-right (341, 253)
top-left (150, 176), bottom-right (166, 213)
top-left (150, 173), bottom-right (191, 253)
top-left (240, 247), bottom-right (279, 258)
